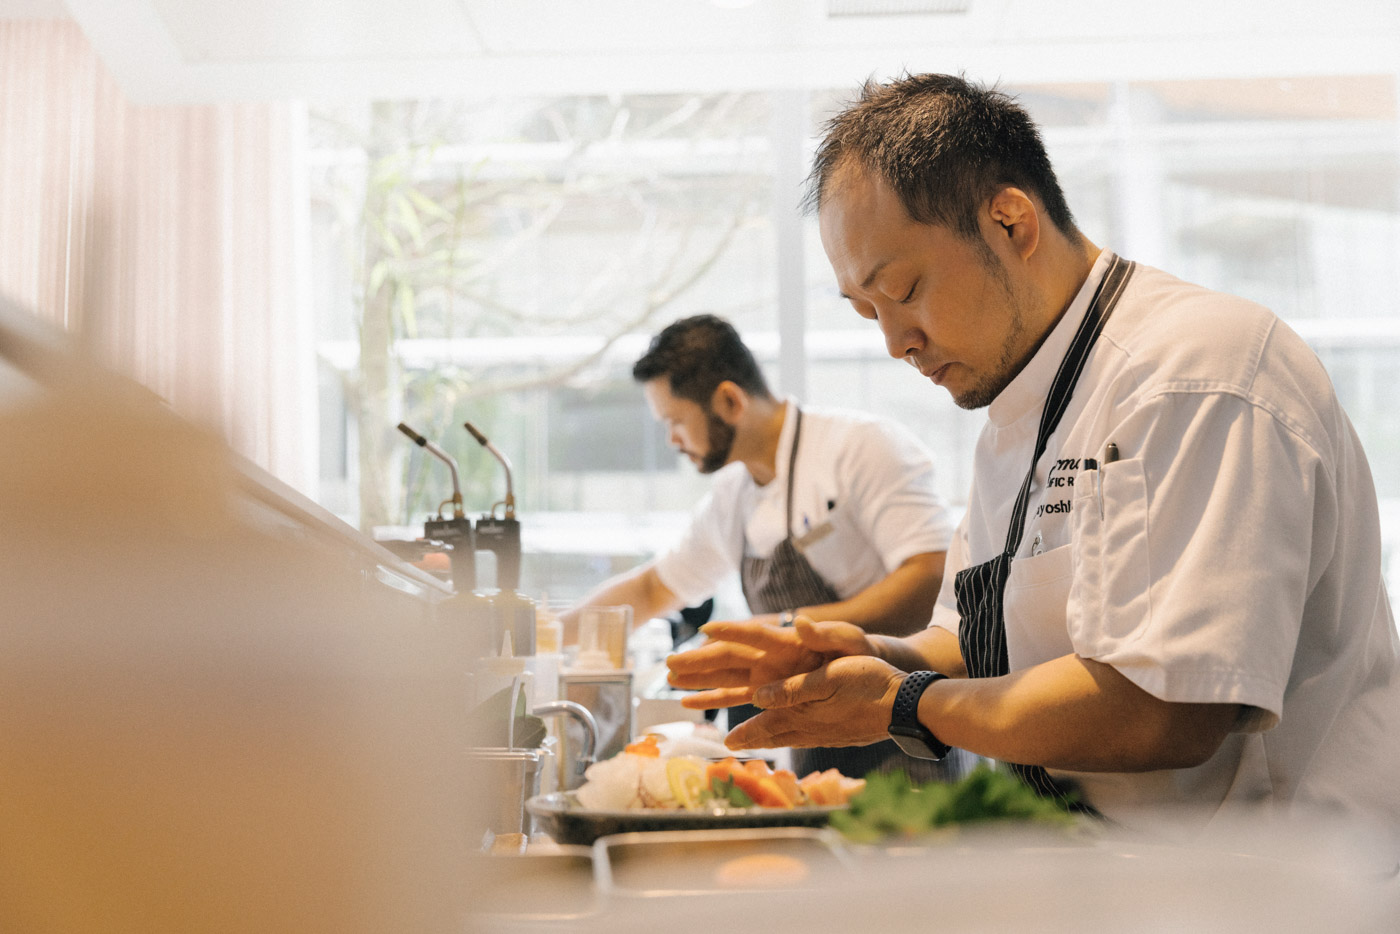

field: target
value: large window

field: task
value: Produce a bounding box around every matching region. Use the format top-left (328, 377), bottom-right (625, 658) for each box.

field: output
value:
top-left (308, 75), bottom-right (1400, 609)
top-left (307, 94), bottom-right (778, 606)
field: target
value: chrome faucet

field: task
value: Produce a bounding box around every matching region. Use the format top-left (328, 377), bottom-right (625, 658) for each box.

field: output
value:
top-left (530, 700), bottom-right (598, 779)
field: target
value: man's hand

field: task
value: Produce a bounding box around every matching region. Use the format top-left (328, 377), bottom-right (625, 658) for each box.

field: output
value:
top-left (725, 655), bottom-right (906, 750)
top-left (665, 616), bottom-right (872, 709)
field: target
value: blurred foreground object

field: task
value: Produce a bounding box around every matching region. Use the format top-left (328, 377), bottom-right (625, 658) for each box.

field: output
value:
top-left (0, 299), bottom-right (469, 933)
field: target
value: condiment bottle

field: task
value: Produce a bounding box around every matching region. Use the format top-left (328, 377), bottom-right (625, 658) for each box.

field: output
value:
top-left (475, 633), bottom-right (533, 740)
top-left (489, 588), bottom-right (537, 658)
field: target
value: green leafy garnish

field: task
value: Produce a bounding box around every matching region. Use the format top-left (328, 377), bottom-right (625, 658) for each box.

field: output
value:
top-left (707, 776), bottom-right (755, 808)
top-left (829, 764), bottom-right (1079, 844)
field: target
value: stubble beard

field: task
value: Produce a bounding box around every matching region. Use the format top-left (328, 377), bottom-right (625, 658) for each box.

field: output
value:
top-left (950, 253), bottom-right (1036, 411)
top-left (697, 410), bottom-right (736, 474)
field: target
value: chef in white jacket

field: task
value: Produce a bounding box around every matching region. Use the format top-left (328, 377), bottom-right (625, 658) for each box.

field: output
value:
top-left (668, 74), bottom-right (1400, 847)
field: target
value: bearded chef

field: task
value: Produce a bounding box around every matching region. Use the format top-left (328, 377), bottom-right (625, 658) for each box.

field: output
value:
top-left (565, 313), bottom-right (967, 782)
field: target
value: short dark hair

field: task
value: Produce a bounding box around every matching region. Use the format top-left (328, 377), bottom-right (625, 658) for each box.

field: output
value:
top-left (632, 314), bottom-right (772, 406)
top-left (804, 73), bottom-right (1077, 241)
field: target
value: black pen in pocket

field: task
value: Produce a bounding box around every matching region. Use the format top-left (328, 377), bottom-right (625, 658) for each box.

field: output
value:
top-left (1096, 442), bottom-right (1120, 519)
top-left (1084, 457), bottom-right (1100, 519)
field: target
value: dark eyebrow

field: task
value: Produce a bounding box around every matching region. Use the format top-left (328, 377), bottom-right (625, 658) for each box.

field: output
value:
top-left (838, 258), bottom-right (892, 301)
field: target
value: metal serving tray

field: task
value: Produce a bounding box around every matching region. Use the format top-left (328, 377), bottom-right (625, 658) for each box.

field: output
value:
top-left (592, 827), bottom-right (851, 898)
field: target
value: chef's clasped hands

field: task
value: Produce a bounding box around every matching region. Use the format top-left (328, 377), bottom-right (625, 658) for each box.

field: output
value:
top-left (666, 617), bottom-right (906, 750)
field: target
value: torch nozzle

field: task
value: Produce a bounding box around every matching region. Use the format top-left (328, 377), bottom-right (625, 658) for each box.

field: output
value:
top-left (396, 422), bottom-right (463, 519)
top-left (463, 421), bottom-right (515, 519)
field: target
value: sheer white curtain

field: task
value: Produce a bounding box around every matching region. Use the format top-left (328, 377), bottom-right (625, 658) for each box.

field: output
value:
top-left (0, 18), bottom-right (313, 492)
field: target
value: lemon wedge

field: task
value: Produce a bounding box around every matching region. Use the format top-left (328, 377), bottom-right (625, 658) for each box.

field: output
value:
top-left (665, 757), bottom-right (707, 811)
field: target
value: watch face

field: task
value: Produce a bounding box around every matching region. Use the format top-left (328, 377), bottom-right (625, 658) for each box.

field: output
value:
top-left (888, 727), bottom-right (944, 761)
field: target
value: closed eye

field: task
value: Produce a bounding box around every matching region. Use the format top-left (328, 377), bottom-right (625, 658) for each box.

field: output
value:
top-left (900, 281), bottom-right (919, 304)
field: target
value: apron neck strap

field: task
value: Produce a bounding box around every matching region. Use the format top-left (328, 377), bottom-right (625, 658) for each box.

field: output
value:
top-left (1002, 254), bottom-right (1135, 556)
top-left (785, 406), bottom-right (803, 538)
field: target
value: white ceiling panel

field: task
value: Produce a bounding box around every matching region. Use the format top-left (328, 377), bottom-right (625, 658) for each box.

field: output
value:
top-left (463, 0), bottom-right (803, 54)
top-left (53, 0), bottom-right (1400, 104)
top-left (148, 0), bottom-right (482, 62)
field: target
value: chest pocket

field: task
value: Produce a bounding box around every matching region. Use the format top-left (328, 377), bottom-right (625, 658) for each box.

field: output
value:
top-left (1067, 456), bottom-right (1153, 652)
top-left (791, 496), bottom-right (851, 563)
top-left (1003, 543), bottom-right (1075, 669)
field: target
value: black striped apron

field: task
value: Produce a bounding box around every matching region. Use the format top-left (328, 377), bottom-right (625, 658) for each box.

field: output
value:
top-left (742, 407), bottom-right (967, 783)
top-left (954, 253), bottom-right (1135, 806)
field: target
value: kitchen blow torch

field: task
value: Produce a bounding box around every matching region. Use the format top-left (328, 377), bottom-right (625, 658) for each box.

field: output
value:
top-left (397, 422), bottom-right (476, 591)
top-left (464, 421), bottom-right (522, 592)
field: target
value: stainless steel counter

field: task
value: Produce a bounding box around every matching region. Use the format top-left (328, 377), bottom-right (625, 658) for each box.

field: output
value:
top-left (469, 819), bottom-right (1400, 933)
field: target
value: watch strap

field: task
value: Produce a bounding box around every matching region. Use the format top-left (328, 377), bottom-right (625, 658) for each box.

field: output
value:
top-left (888, 670), bottom-right (951, 759)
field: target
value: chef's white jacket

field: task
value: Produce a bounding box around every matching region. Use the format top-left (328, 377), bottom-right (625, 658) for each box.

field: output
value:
top-left (655, 401), bottom-right (953, 608)
top-left (931, 249), bottom-right (1400, 843)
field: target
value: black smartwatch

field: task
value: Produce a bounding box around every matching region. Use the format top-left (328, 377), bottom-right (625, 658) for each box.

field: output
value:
top-left (888, 670), bottom-right (951, 760)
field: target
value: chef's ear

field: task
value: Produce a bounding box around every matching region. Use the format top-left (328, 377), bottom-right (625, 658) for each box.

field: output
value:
top-left (709, 381), bottom-right (746, 423)
top-left (986, 186), bottom-right (1039, 262)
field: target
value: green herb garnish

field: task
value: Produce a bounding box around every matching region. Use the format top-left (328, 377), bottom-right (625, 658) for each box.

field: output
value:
top-left (707, 776), bottom-right (755, 808)
top-left (829, 764), bottom-right (1079, 844)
